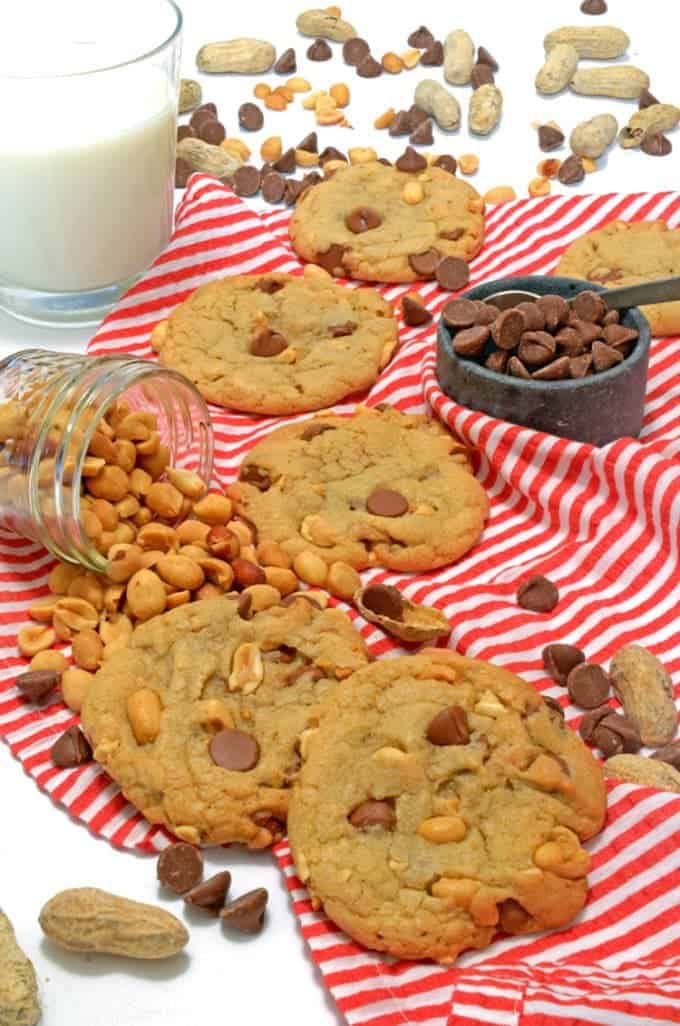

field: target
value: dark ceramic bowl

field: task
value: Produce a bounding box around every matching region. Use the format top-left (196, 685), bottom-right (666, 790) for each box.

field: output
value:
top-left (436, 275), bottom-right (650, 447)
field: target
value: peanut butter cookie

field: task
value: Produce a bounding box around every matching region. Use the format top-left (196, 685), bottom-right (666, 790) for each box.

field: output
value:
top-left (288, 651), bottom-right (606, 963)
top-left (556, 220), bottom-right (680, 336)
top-left (228, 406), bottom-right (489, 573)
top-left (289, 162), bottom-right (484, 283)
top-left (81, 596), bottom-right (369, 848)
top-left (151, 273), bottom-right (398, 414)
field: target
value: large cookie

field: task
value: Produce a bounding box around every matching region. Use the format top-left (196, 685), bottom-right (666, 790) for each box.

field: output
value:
top-left (556, 220), bottom-right (680, 337)
top-left (288, 651), bottom-right (606, 964)
top-left (289, 162), bottom-right (484, 283)
top-left (81, 596), bottom-right (369, 848)
top-left (150, 273), bottom-right (398, 414)
top-left (229, 406), bottom-right (489, 573)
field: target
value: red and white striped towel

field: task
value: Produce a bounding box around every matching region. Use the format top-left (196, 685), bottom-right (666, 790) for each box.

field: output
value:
top-left (1, 176), bottom-right (678, 1023)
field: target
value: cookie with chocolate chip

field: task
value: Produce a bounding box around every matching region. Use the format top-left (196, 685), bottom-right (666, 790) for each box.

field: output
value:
top-left (81, 596), bottom-right (369, 848)
top-left (229, 406), bottom-right (489, 572)
top-left (151, 273), bottom-right (398, 414)
top-left (288, 651), bottom-right (606, 963)
top-left (289, 161), bottom-right (484, 283)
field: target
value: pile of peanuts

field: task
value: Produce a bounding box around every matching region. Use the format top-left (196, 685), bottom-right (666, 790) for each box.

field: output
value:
top-left (16, 398), bottom-right (362, 715)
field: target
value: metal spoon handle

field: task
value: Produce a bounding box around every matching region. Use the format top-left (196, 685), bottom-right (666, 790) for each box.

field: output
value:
top-left (603, 274), bottom-right (680, 310)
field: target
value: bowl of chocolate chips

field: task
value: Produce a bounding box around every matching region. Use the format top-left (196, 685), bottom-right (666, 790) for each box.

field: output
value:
top-left (436, 275), bottom-right (650, 446)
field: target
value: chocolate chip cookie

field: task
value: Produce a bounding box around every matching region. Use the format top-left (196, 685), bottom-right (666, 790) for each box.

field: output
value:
top-left (289, 162), bottom-right (484, 283)
top-left (288, 650), bottom-right (606, 964)
top-left (228, 406), bottom-right (489, 573)
top-left (81, 596), bottom-right (369, 848)
top-left (556, 220), bottom-right (680, 337)
top-left (150, 273), bottom-right (398, 414)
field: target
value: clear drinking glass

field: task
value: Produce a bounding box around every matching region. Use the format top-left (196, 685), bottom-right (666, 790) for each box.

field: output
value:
top-left (0, 0), bottom-right (181, 326)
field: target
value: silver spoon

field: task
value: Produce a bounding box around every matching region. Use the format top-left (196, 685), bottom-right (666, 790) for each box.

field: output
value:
top-left (486, 274), bottom-right (680, 311)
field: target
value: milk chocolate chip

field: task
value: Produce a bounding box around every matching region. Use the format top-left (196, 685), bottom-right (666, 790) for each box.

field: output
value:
top-left (51, 726), bottom-right (93, 767)
top-left (408, 249), bottom-right (440, 278)
top-left (345, 206), bottom-right (382, 233)
top-left (221, 888), bottom-right (268, 933)
top-left (516, 575), bottom-right (559, 612)
top-left (184, 871), bottom-right (231, 915)
top-left (157, 842), bottom-right (204, 894)
top-left (348, 799), bottom-right (396, 830)
top-left (567, 663), bottom-right (611, 709)
top-left (543, 643), bottom-right (585, 684)
top-left (250, 329), bottom-right (288, 357)
top-left (366, 488), bottom-right (409, 516)
top-left (15, 668), bottom-right (59, 703)
top-left (427, 705), bottom-right (470, 745)
top-left (210, 728), bottom-right (260, 771)
top-left (343, 37), bottom-right (370, 66)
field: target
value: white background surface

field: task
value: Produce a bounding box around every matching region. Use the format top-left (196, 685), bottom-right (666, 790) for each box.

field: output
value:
top-left (1, 2), bottom-right (678, 1024)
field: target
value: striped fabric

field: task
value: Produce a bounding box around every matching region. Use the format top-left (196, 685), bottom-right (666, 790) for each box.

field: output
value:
top-left (1, 176), bottom-right (678, 1022)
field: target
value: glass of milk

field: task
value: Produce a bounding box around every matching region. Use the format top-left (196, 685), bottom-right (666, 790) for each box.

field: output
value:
top-left (0, 0), bottom-right (181, 326)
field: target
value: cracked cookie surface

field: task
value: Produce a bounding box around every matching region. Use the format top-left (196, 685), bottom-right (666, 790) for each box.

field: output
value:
top-left (81, 596), bottom-right (369, 848)
top-left (288, 651), bottom-right (606, 963)
top-left (289, 162), bottom-right (484, 283)
top-left (556, 220), bottom-right (680, 337)
top-left (228, 406), bottom-right (489, 573)
top-left (151, 273), bottom-right (398, 414)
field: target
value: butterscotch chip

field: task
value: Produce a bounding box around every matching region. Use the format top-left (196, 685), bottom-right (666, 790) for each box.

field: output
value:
top-left (288, 652), bottom-right (606, 963)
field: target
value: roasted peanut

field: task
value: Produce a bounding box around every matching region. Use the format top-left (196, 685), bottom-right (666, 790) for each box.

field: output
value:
top-left (48, 562), bottom-right (82, 595)
top-left (228, 642), bottom-right (264, 694)
top-left (61, 667), bottom-right (95, 712)
top-left (293, 551), bottom-right (328, 587)
top-left (154, 555), bottom-right (204, 591)
top-left (126, 569), bottom-right (167, 621)
top-left (145, 482), bottom-right (184, 520)
top-left (221, 138), bottom-right (252, 161)
top-left (326, 561), bottom-right (361, 600)
top-left (18, 625), bottom-right (56, 658)
top-left (329, 83), bottom-right (350, 107)
top-left (401, 48), bottom-right (421, 70)
top-left (256, 540), bottom-right (291, 569)
top-left (241, 584), bottom-right (281, 613)
top-left (99, 614), bottom-right (133, 648)
top-left (197, 557), bottom-right (234, 590)
top-left (260, 136), bottom-right (283, 162)
top-left (382, 52), bottom-right (404, 74)
top-left (286, 76), bottom-right (311, 93)
top-left (483, 185), bottom-right (517, 204)
top-left (458, 153), bottom-right (479, 175)
top-left (28, 595), bottom-right (61, 622)
top-left (53, 597), bottom-right (99, 635)
top-left (374, 108), bottom-right (396, 129)
top-left (106, 543), bottom-right (144, 583)
top-left (528, 177), bottom-right (551, 197)
top-left (444, 29), bottom-right (474, 86)
top-left (176, 519), bottom-right (211, 547)
top-left (196, 699), bottom-right (234, 732)
top-left (127, 688), bottom-right (162, 744)
top-left (192, 492), bottom-right (233, 525)
top-left (86, 465), bottom-right (128, 502)
top-left (71, 629), bottom-right (104, 671)
top-left (417, 815), bottom-right (467, 843)
top-left (295, 148), bottom-right (319, 167)
top-left (29, 649), bottom-right (69, 675)
top-left (348, 146), bottom-right (378, 164)
top-left (263, 566), bottom-right (298, 596)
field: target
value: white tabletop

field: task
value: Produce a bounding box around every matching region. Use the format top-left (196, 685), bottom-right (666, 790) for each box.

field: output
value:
top-left (1, 2), bottom-right (678, 1024)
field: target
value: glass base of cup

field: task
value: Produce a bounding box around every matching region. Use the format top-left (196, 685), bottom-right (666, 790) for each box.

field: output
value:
top-left (0, 276), bottom-right (139, 327)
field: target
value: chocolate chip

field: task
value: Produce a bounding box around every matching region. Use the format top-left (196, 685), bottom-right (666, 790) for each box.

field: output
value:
top-left (237, 592), bottom-right (252, 620)
top-left (409, 118), bottom-right (434, 146)
top-left (361, 584), bottom-right (404, 620)
top-left (538, 124), bottom-right (565, 151)
top-left (591, 340), bottom-right (624, 372)
top-left (498, 899), bottom-right (532, 933)
top-left (157, 842), bottom-right (203, 894)
top-left (651, 741), bottom-right (680, 770)
top-left (537, 294), bottom-right (570, 330)
top-left (343, 36), bottom-right (370, 66)
top-left (641, 133), bottom-right (672, 156)
top-left (366, 488), bottom-right (409, 517)
top-left (567, 663), bottom-right (610, 709)
top-left (440, 228), bottom-right (465, 242)
top-left (307, 37), bottom-right (332, 60)
top-left (602, 324), bottom-right (639, 349)
top-left (408, 248), bottom-right (440, 278)
top-left (50, 726), bottom-right (93, 767)
top-left (592, 725), bottom-right (623, 757)
top-left (420, 40), bottom-right (444, 66)
top-left (255, 278), bottom-right (284, 295)
top-left (600, 712), bottom-right (642, 753)
top-left (345, 206), bottom-right (382, 233)
top-left (15, 668), bottom-right (59, 703)
top-left (273, 147), bottom-right (296, 174)
top-left (571, 317), bottom-right (602, 345)
top-left (200, 119), bottom-right (226, 145)
top-left (395, 146), bottom-right (428, 172)
top-left (175, 157), bottom-right (193, 188)
top-left (580, 0), bottom-right (607, 12)
top-left (356, 53), bottom-right (383, 77)
top-left (177, 124), bottom-right (195, 142)
top-left (453, 325), bottom-right (490, 358)
top-left (516, 575), bottom-right (559, 613)
top-left (402, 295), bottom-right (432, 326)
top-left (301, 422), bottom-right (335, 441)
top-left (329, 321), bottom-right (358, 337)
top-left (195, 102), bottom-right (218, 117)
top-left (558, 155), bottom-right (585, 185)
top-left (284, 179), bottom-right (305, 206)
top-left (210, 728), bottom-right (260, 771)
top-left (571, 290), bottom-right (607, 324)
top-left (232, 165), bottom-right (261, 197)
top-left (436, 257), bottom-right (470, 292)
top-left (190, 108), bottom-right (216, 130)
top-left (407, 25), bottom-right (434, 48)
top-left (491, 308), bottom-right (525, 350)
top-left (240, 464), bottom-right (272, 490)
top-left (477, 45), bottom-right (499, 71)
top-left (184, 871), bottom-right (231, 915)
top-left (578, 704), bottom-right (611, 742)
top-left (543, 643), bottom-right (585, 684)
top-left (274, 47), bottom-right (296, 74)
top-left (471, 63), bottom-right (494, 88)
top-left (433, 154), bottom-right (457, 174)
top-left (532, 356), bottom-right (571, 380)
top-left (407, 104), bottom-right (428, 129)
top-left (602, 309), bottom-right (620, 325)
top-left (427, 705), bottom-right (469, 745)
top-left (261, 172), bottom-right (286, 204)
top-left (544, 695), bottom-right (566, 722)
top-left (443, 298), bottom-right (479, 328)
top-left (485, 349), bottom-right (508, 373)
top-left (638, 87), bottom-right (660, 110)
top-left (236, 102), bottom-right (262, 133)
top-left (387, 110), bottom-right (411, 136)
top-left (221, 888), bottom-right (268, 933)
top-left (508, 356), bottom-right (531, 379)
top-left (299, 171), bottom-right (322, 195)
top-left (518, 331), bottom-right (557, 367)
top-left (314, 243), bottom-right (346, 273)
top-left (569, 354), bottom-right (593, 378)
top-left (319, 146), bottom-right (347, 165)
top-left (348, 799), bottom-right (396, 830)
top-left (555, 326), bottom-right (586, 356)
top-left (297, 131), bottom-right (318, 154)
top-left (250, 328), bottom-right (288, 357)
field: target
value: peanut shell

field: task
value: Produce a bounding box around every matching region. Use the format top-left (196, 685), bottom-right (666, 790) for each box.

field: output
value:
top-left (603, 754), bottom-right (680, 793)
top-left (178, 79), bottom-right (202, 113)
top-left (468, 84), bottom-right (503, 136)
top-left (569, 114), bottom-right (618, 158)
top-left (444, 29), bottom-right (475, 86)
top-left (39, 888), bottom-right (189, 960)
top-left (535, 44), bottom-right (579, 95)
top-left (196, 38), bottom-right (276, 74)
top-left (354, 587), bottom-right (451, 643)
top-left (295, 9), bottom-right (356, 41)
top-left (414, 79), bottom-right (460, 131)
top-left (176, 137), bottom-right (243, 179)
top-left (619, 104), bottom-right (680, 148)
top-left (609, 644), bottom-right (677, 746)
top-left (0, 911), bottom-right (40, 1026)
top-left (544, 25), bottom-right (630, 59)
top-left (570, 66), bottom-right (650, 99)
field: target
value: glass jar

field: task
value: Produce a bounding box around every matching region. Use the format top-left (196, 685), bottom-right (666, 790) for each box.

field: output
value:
top-left (0, 349), bottom-right (213, 572)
